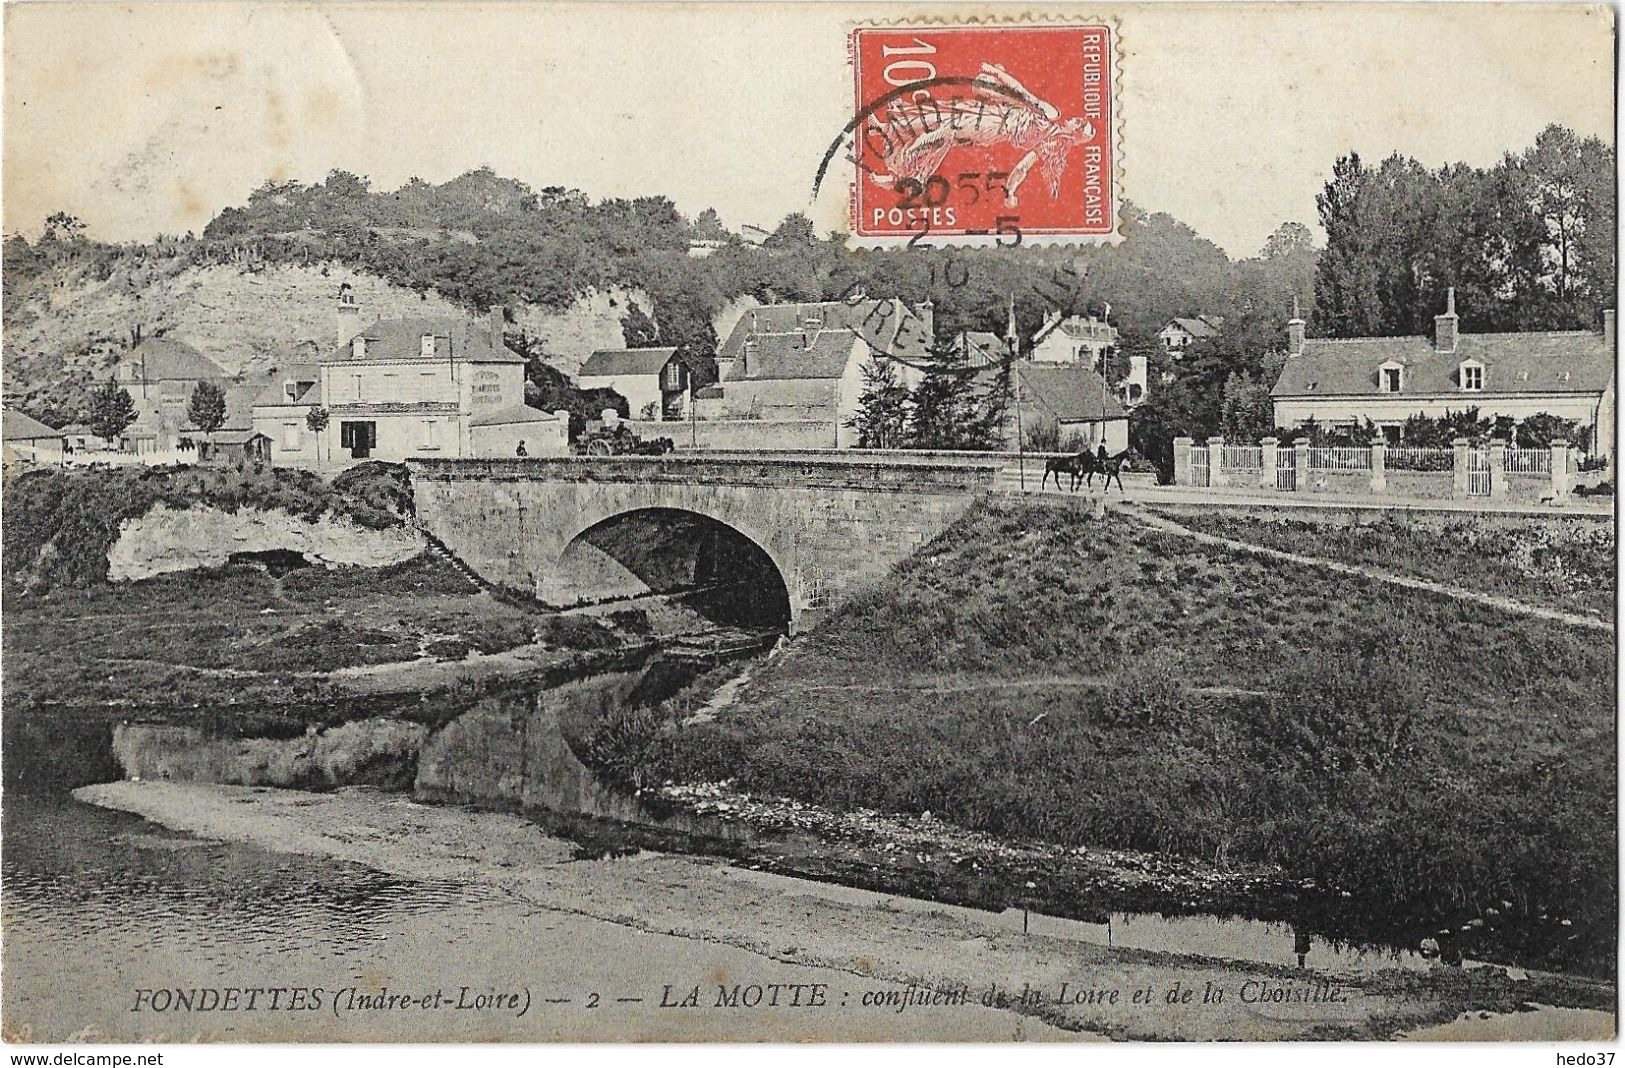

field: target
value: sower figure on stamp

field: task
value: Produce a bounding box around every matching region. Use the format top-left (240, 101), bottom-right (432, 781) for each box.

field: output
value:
top-left (869, 63), bottom-right (1093, 207)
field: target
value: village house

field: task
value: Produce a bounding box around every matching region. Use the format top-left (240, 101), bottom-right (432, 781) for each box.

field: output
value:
top-left (2, 408), bottom-right (66, 466)
top-left (577, 347), bottom-right (688, 421)
top-left (1157, 315), bottom-right (1224, 355)
top-left (948, 329), bottom-right (1011, 368)
top-left (251, 363), bottom-right (322, 465)
top-left (109, 336), bottom-right (248, 453)
top-left (690, 297), bottom-right (935, 448)
top-left (983, 361), bottom-right (1129, 453)
top-left (274, 295), bottom-right (566, 464)
top-left (1271, 291), bottom-right (1617, 458)
top-left (1030, 311), bottom-right (1119, 367)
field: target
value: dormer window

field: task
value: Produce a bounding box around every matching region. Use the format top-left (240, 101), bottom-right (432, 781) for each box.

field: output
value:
top-left (420, 334), bottom-right (436, 359)
top-left (284, 380), bottom-right (298, 402)
top-left (352, 337), bottom-right (367, 360)
top-left (1459, 360), bottom-right (1484, 391)
top-left (1379, 361), bottom-right (1404, 393)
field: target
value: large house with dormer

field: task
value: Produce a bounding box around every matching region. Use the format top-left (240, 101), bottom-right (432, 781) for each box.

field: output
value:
top-left (251, 294), bottom-right (566, 465)
top-left (1271, 291), bottom-right (1616, 458)
top-left (692, 297), bottom-right (935, 447)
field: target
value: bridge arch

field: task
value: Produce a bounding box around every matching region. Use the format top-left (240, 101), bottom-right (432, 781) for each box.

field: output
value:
top-left (544, 505), bottom-right (796, 632)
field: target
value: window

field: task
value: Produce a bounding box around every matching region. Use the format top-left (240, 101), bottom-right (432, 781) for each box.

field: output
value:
top-left (419, 371), bottom-right (437, 401)
top-left (420, 419), bottom-right (440, 450)
top-left (281, 423), bottom-right (302, 450)
top-left (1460, 362), bottom-right (1484, 391)
top-left (420, 334), bottom-right (437, 359)
top-left (1380, 364), bottom-right (1403, 393)
top-left (351, 374), bottom-right (363, 402)
top-left (283, 380), bottom-right (298, 402)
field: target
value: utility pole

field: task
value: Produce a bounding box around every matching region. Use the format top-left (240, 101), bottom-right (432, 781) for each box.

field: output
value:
top-left (1007, 293), bottom-right (1024, 490)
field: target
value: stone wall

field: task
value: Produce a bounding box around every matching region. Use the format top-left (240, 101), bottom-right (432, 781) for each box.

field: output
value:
top-left (1384, 471), bottom-right (1455, 500)
top-left (621, 418), bottom-right (836, 451)
top-left (408, 455), bottom-right (1000, 631)
top-left (107, 504), bottom-right (424, 582)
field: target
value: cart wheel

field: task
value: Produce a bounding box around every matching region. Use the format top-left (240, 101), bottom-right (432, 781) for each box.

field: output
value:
top-left (586, 439), bottom-right (613, 456)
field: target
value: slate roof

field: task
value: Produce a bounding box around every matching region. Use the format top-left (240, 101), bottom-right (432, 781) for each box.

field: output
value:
top-left (323, 316), bottom-right (523, 364)
top-left (726, 331), bottom-right (864, 381)
top-left (984, 363), bottom-right (1126, 422)
top-left (120, 337), bottom-right (229, 381)
top-left (1034, 314), bottom-right (1117, 347)
top-left (1165, 316), bottom-right (1223, 338)
top-left (718, 299), bottom-right (934, 372)
top-left (469, 404), bottom-right (564, 427)
top-left (956, 330), bottom-right (1009, 367)
top-left (2, 409), bottom-right (62, 441)
top-left (578, 348), bottom-right (678, 378)
top-left (252, 364), bottom-right (321, 407)
top-left (1272, 330), bottom-right (1614, 398)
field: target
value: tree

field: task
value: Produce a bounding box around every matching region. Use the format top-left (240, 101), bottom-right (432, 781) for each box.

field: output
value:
top-left (764, 212), bottom-right (816, 249)
top-left (188, 381), bottom-right (228, 436)
top-left (305, 405), bottom-right (330, 463)
top-left (41, 211), bottom-right (86, 243)
top-left (908, 342), bottom-right (1003, 450)
top-left (86, 382), bottom-right (137, 444)
top-left (845, 358), bottom-right (913, 448)
top-left (1219, 370), bottom-right (1275, 442)
top-left (692, 207), bottom-right (729, 242)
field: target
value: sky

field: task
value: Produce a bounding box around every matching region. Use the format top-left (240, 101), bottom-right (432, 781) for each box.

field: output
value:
top-left (3, 1), bottom-right (1616, 258)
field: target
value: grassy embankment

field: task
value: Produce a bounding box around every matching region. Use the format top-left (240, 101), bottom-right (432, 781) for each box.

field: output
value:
top-left (1151, 504), bottom-right (1615, 620)
top-left (601, 497), bottom-right (1615, 974)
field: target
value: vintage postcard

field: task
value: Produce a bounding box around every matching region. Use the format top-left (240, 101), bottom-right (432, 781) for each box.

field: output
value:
top-left (0, 0), bottom-right (1616, 1050)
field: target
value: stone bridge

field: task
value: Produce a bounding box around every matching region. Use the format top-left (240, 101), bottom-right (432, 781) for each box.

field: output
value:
top-left (407, 453), bottom-right (1004, 632)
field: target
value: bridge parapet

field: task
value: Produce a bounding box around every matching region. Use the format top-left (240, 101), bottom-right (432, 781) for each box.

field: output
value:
top-left (407, 452), bottom-right (1001, 632)
top-left (408, 452), bottom-right (1004, 494)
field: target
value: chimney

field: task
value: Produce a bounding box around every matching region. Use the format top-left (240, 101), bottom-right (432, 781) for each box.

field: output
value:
top-left (336, 284), bottom-right (362, 349)
top-left (1603, 308), bottom-right (1615, 351)
top-left (1287, 296), bottom-right (1305, 357)
top-left (487, 305), bottom-right (506, 343)
top-left (1434, 287), bottom-right (1459, 353)
top-left (915, 299), bottom-right (935, 340)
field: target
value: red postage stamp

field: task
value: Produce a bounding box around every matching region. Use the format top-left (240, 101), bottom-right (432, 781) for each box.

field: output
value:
top-left (850, 23), bottom-right (1117, 246)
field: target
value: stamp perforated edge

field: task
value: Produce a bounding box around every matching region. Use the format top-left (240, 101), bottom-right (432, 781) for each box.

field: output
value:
top-left (840, 12), bottom-right (1124, 248)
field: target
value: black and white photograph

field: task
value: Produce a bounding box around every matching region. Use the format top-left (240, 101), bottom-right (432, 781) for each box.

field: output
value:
top-left (0, 0), bottom-right (1616, 1049)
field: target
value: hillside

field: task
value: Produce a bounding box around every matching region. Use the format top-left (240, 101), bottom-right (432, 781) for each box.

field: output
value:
top-left (619, 498), bottom-right (1615, 975)
top-left (1, 254), bottom-right (646, 422)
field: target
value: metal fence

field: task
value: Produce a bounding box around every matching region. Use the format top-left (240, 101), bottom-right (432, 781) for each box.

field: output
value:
top-left (1503, 448), bottom-right (1551, 475)
top-left (1306, 446), bottom-right (1372, 471)
top-left (1220, 445), bottom-right (1263, 470)
top-left (1385, 446), bottom-right (1455, 472)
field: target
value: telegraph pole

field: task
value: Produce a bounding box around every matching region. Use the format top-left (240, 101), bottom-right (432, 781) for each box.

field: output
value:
top-left (1007, 294), bottom-right (1025, 490)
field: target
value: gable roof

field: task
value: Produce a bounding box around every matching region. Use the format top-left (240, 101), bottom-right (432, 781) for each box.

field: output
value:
top-left (717, 299), bottom-right (934, 371)
top-left (469, 404), bottom-right (564, 427)
top-left (1273, 329), bottom-right (1614, 398)
top-left (1003, 364), bottom-right (1127, 422)
top-left (120, 337), bottom-right (229, 381)
top-left (322, 316), bottom-right (523, 365)
top-left (252, 364), bottom-right (321, 407)
top-left (1164, 316), bottom-right (1223, 338)
top-left (578, 347), bottom-right (678, 378)
top-left (956, 330), bottom-right (1008, 367)
top-left (725, 330), bottom-right (865, 381)
top-left (2, 408), bottom-right (62, 441)
top-left (1034, 313), bottom-right (1118, 348)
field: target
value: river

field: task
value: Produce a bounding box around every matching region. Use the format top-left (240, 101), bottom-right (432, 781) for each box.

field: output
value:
top-left (1, 658), bottom-right (1614, 1042)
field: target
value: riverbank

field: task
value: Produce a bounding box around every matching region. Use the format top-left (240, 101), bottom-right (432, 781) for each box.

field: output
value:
top-left (628, 498), bottom-right (1616, 975)
top-left (73, 781), bottom-right (1614, 1042)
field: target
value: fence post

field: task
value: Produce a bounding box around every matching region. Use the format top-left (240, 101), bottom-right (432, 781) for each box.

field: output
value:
top-left (1369, 437), bottom-right (1386, 494)
top-left (1260, 437), bottom-right (1279, 490)
top-left (1295, 438), bottom-right (1313, 492)
top-left (1487, 439), bottom-right (1509, 499)
top-left (1451, 437), bottom-right (1471, 498)
top-left (1173, 436), bottom-right (1193, 486)
top-left (1207, 435), bottom-right (1228, 488)
top-left (1550, 438), bottom-right (1571, 501)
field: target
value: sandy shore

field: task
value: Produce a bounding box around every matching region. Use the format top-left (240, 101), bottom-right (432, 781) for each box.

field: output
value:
top-left (72, 781), bottom-right (1614, 1042)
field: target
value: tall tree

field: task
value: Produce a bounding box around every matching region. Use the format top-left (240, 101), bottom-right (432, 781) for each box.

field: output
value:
top-left (908, 342), bottom-right (1003, 450)
top-left (187, 381), bottom-right (228, 435)
top-left (845, 358), bottom-right (913, 448)
top-left (86, 382), bottom-right (137, 444)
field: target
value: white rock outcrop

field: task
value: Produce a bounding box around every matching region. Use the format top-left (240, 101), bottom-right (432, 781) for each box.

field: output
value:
top-left (107, 504), bottom-right (424, 582)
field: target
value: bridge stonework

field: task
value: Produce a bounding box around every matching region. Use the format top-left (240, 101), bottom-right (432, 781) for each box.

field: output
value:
top-left (407, 454), bottom-right (1003, 631)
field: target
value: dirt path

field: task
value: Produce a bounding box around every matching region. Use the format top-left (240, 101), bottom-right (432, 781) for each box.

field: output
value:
top-left (1119, 504), bottom-right (1613, 634)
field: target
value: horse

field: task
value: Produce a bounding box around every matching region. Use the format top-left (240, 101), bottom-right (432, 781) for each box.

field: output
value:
top-left (1041, 451), bottom-right (1097, 492)
top-left (1094, 448), bottom-right (1132, 493)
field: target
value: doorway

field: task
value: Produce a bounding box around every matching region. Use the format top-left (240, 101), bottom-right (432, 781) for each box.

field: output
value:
top-left (340, 420), bottom-right (377, 460)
